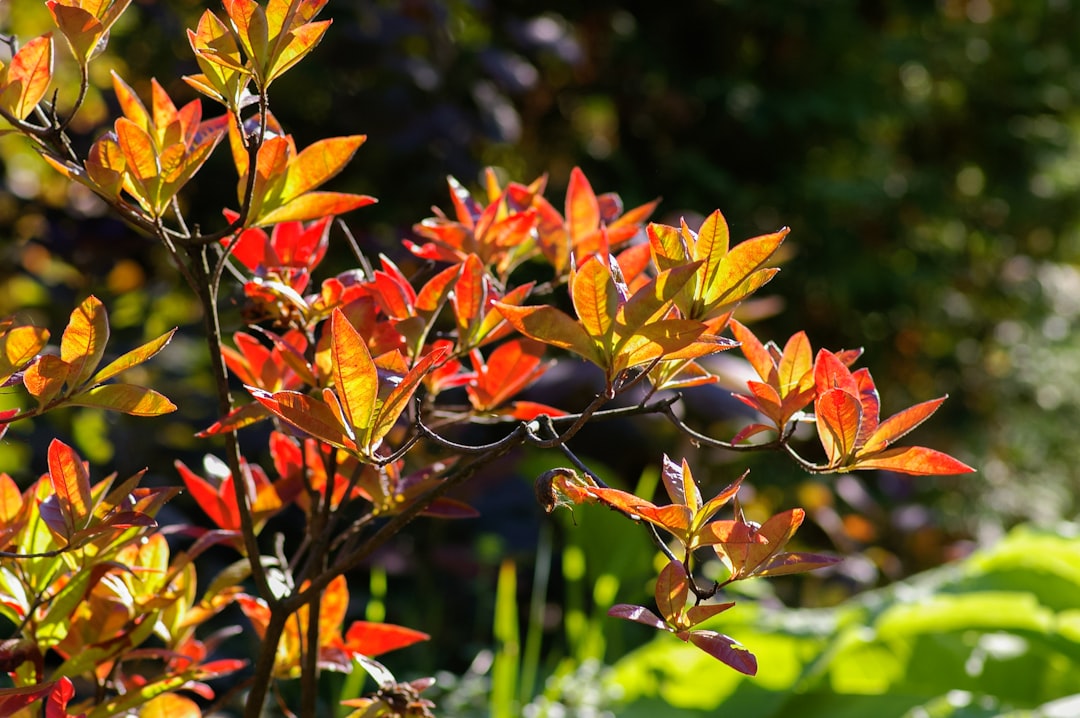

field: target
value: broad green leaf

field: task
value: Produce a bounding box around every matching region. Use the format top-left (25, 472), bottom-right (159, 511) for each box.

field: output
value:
top-left (0, 34), bottom-right (53, 121)
top-left (47, 439), bottom-right (92, 534)
top-left (60, 295), bottom-right (109, 389)
top-left (331, 309), bottom-right (378, 440)
top-left (90, 328), bottom-right (175, 384)
top-left (68, 384), bottom-right (177, 416)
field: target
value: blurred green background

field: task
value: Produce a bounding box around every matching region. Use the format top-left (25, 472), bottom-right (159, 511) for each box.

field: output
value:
top-left (3, 1), bottom-right (1080, 715)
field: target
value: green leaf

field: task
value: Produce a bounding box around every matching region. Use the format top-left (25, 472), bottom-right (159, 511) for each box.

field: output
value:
top-left (90, 328), bottom-right (175, 384)
top-left (67, 384), bottom-right (177, 416)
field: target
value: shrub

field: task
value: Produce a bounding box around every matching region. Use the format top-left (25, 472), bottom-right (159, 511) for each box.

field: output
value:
top-left (0, 2), bottom-right (972, 715)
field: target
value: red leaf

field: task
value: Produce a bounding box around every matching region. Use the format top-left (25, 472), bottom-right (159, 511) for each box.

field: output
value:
top-left (687, 630), bottom-right (757, 676)
top-left (608, 604), bottom-right (668, 631)
top-left (654, 560), bottom-right (689, 626)
top-left (340, 621), bottom-right (430, 658)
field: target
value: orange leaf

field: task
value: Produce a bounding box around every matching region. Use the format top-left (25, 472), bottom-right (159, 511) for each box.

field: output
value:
top-left (565, 167), bottom-right (599, 244)
top-left (861, 396), bottom-right (946, 455)
top-left (849, 446), bottom-right (975, 476)
top-left (331, 308), bottom-right (378, 440)
top-left (617, 261), bottom-right (701, 333)
top-left (23, 354), bottom-right (69, 405)
top-left (282, 135), bottom-right (367, 202)
top-left (140, 693), bottom-right (201, 718)
top-left (47, 3), bottom-right (104, 64)
top-left (452, 254), bottom-right (487, 337)
top-left (493, 303), bottom-right (602, 366)
top-left (570, 256), bottom-right (618, 343)
top-left (0, 34), bottom-right (53, 121)
top-left (654, 560), bottom-right (689, 626)
top-left (248, 388), bottom-right (357, 452)
top-left (0, 324), bottom-right (49, 385)
top-left (48, 439), bottom-right (92, 535)
top-left (111, 71), bottom-right (149, 129)
top-left (259, 191), bottom-right (376, 225)
top-left (370, 344), bottom-right (449, 449)
top-left (60, 295), bottom-right (109, 389)
top-left (815, 387), bottom-right (862, 468)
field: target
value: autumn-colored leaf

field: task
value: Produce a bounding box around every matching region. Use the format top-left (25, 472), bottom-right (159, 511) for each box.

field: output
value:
top-left (654, 560), bottom-right (689, 627)
top-left (331, 308), bottom-right (379, 441)
top-left (60, 295), bottom-right (109, 390)
top-left (89, 328), bottom-right (175, 385)
top-left (48, 439), bottom-right (93, 537)
top-left (67, 383), bottom-right (177, 416)
top-left (0, 323), bottom-right (49, 386)
top-left (0, 34), bottom-right (54, 121)
top-left (607, 604), bottom-right (667, 631)
top-left (337, 621), bottom-right (430, 658)
top-left (686, 631), bottom-right (757, 676)
top-left (494, 302), bottom-right (601, 366)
